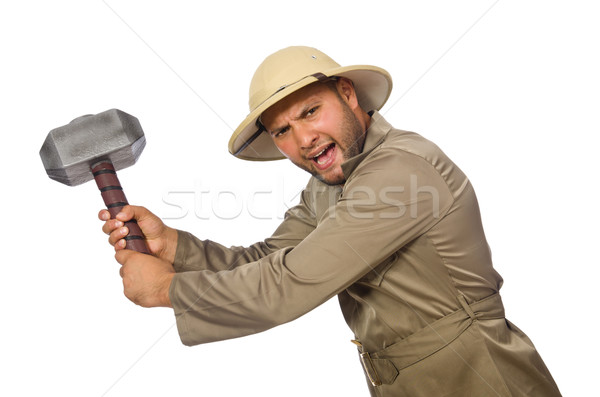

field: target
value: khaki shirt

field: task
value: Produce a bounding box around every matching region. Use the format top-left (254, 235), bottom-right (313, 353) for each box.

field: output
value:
top-left (170, 112), bottom-right (560, 396)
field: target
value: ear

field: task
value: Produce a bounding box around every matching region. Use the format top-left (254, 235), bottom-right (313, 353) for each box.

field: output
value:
top-left (336, 77), bottom-right (360, 110)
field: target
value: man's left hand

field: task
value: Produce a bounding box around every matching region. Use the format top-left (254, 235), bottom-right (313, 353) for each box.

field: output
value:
top-left (115, 250), bottom-right (175, 308)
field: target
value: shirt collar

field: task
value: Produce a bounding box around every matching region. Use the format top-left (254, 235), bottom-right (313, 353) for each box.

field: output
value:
top-left (341, 110), bottom-right (393, 178)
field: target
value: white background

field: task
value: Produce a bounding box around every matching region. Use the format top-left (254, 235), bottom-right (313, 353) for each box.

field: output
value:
top-left (1, 1), bottom-right (598, 395)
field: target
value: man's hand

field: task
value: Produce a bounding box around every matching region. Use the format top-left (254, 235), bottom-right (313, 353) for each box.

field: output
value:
top-left (99, 205), bottom-right (178, 264)
top-left (116, 249), bottom-right (175, 308)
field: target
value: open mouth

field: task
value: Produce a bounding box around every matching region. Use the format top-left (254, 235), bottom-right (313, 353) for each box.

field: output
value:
top-left (311, 143), bottom-right (336, 170)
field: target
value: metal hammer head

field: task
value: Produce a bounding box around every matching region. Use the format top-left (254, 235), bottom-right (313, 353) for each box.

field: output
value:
top-left (40, 109), bottom-right (146, 186)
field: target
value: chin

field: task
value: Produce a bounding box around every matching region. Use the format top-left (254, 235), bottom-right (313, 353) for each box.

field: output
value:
top-left (318, 177), bottom-right (345, 186)
top-left (292, 160), bottom-right (346, 185)
top-left (315, 170), bottom-right (346, 186)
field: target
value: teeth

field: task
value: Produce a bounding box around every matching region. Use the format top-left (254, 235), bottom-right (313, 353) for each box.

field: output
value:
top-left (313, 147), bottom-right (327, 159)
top-left (314, 145), bottom-right (333, 165)
top-left (313, 144), bottom-right (333, 160)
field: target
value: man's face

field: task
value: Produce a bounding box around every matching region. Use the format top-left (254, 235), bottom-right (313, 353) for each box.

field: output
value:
top-left (260, 79), bottom-right (368, 185)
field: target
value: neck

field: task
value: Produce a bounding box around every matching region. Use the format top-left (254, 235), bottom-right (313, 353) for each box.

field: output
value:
top-left (358, 108), bottom-right (372, 131)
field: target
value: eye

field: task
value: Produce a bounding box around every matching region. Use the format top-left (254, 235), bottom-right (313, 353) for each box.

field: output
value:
top-left (272, 126), bottom-right (289, 138)
top-left (306, 106), bottom-right (319, 116)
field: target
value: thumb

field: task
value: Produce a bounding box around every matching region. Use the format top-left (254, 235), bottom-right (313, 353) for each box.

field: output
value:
top-left (115, 205), bottom-right (134, 222)
top-left (117, 205), bottom-right (154, 223)
top-left (115, 205), bottom-right (149, 222)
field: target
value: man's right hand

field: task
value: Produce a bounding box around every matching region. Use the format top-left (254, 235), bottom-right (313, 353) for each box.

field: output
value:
top-left (99, 205), bottom-right (178, 264)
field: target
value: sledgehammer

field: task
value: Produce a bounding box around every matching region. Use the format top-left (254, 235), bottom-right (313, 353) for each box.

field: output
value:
top-left (39, 109), bottom-right (150, 254)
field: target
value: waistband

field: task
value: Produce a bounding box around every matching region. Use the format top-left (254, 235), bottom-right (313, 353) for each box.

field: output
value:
top-left (354, 293), bottom-right (505, 387)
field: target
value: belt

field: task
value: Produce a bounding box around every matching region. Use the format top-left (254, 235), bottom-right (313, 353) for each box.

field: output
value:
top-left (353, 293), bottom-right (505, 387)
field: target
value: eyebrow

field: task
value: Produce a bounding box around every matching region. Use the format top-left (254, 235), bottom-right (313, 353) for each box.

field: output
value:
top-left (269, 100), bottom-right (320, 136)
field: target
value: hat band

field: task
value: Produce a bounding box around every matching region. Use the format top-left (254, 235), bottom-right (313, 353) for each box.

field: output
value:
top-left (252, 72), bottom-right (331, 112)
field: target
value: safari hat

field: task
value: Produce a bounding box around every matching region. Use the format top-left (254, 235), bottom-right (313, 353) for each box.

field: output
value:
top-left (229, 46), bottom-right (393, 161)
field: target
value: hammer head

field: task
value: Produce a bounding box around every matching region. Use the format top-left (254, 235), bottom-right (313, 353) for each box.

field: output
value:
top-left (40, 109), bottom-right (146, 186)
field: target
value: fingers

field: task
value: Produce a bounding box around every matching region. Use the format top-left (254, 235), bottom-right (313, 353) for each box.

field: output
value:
top-left (99, 205), bottom-right (164, 253)
top-left (109, 230), bottom-right (128, 250)
top-left (102, 218), bottom-right (123, 235)
top-left (100, 213), bottom-right (127, 249)
top-left (98, 209), bottom-right (110, 221)
top-left (99, 205), bottom-right (139, 239)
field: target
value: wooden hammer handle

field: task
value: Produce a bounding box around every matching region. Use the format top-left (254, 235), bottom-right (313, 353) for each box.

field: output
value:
top-left (92, 161), bottom-right (150, 254)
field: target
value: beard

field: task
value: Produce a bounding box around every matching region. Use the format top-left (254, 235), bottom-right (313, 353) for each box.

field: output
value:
top-left (292, 101), bottom-right (366, 186)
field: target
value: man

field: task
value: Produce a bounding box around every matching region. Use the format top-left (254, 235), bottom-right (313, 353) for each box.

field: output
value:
top-left (100, 46), bottom-right (561, 396)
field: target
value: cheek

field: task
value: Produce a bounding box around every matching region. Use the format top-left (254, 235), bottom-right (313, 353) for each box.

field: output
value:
top-left (273, 139), bottom-right (296, 159)
top-left (315, 110), bottom-right (337, 133)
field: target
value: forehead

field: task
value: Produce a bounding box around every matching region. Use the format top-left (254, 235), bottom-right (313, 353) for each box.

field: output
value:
top-left (261, 81), bottom-right (335, 127)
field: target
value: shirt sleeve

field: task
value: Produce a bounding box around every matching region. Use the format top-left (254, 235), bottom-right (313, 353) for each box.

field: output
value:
top-left (169, 147), bottom-right (454, 345)
top-left (172, 184), bottom-right (318, 273)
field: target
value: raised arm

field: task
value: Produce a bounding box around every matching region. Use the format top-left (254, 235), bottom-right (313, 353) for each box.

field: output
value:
top-left (172, 183), bottom-right (318, 273)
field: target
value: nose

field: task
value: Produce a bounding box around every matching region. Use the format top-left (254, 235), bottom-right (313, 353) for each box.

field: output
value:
top-left (295, 125), bottom-right (319, 150)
